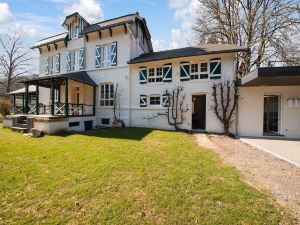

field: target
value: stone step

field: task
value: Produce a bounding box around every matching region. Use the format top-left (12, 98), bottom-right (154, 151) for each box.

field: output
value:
top-left (18, 124), bottom-right (28, 129)
top-left (11, 127), bottom-right (28, 133)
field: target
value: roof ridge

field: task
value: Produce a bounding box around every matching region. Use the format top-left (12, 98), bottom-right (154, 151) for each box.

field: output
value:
top-left (88, 13), bottom-right (139, 27)
top-left (35, 32), bottom-right (67, 42)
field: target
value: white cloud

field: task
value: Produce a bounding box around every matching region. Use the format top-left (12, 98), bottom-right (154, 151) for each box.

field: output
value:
top-left (152, 38), bottom-right (165, 51)
top-left (0, 2), bottom-right (14, 22)
top-left (64, 0), bottom-right (104, 24)
top-left (168, 0), bottom-right (200, 49)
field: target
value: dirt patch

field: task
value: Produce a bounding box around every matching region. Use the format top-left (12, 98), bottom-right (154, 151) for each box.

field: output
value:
top-left (195, 134), bottom-right (300, 224)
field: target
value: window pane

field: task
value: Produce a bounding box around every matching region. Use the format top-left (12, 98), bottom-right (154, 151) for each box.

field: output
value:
top-left (201, 63), bottom-right (207, 72)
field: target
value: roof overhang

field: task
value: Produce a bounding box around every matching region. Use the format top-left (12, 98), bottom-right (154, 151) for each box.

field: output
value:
top-left (8, 85), bottom-right (36, 95)
top-left (239, 66), bottom-right (300, 87)
top-left (128, 45), bottom-right (249, 64)
top-left (20, 71), bottom-right (97, 89)
top-left (31, 33), bottom-right (68, 49)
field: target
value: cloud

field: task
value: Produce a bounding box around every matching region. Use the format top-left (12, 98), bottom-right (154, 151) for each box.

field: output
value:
top-left (168, 0), bottom-right (200, 49)
top-left (152, 38), bottom-right (165, 51)
top-left (64, 0), bottom-right (104, 24)
top-left (0, 2), bottom-right (14, 22)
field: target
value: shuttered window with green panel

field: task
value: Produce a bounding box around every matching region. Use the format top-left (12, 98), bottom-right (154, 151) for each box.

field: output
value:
top-left (210, 59), bottom-right (221, 79)
top-left (180, 62), bottom-right (190, 81)
top-left (140, 95), bottom-right (147, 107)
top-left (139, 67), bottom-right (147, 84)
top-left (163, 64), bottom-right (172, 82)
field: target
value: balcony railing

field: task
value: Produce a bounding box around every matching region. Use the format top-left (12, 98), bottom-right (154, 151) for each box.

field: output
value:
top-left (14, 103), bottom-right (94, 117)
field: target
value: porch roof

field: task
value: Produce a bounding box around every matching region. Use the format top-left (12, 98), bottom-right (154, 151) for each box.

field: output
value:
top-left (21, 71), bottom-right (97, 88)
top-left (239, 66), bottom-right (300, 87)
top-left (8, 85), bottom-right (36, 95)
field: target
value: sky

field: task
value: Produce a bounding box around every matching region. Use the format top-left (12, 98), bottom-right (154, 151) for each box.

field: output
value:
top-left (0, 0), bottom-right (200, 51)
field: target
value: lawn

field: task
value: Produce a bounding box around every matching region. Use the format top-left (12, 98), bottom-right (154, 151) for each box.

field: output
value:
top-left (0, 126), bottom-right (290, 224)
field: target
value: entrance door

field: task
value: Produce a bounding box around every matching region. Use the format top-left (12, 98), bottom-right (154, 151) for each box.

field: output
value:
top-left (192, 95), bottom-right (206, 130)
top-left (264, 95), bottom-right (281, 134)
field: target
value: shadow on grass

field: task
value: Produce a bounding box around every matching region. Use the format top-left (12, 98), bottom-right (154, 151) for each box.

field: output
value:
top-left (52, 127), bottom-right (154, 141)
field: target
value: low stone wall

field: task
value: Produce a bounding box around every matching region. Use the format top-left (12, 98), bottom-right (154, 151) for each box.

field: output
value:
top-left (33, 117), bottom-right (69, 135)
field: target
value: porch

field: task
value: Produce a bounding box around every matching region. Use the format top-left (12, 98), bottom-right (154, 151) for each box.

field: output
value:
top-left (10, 71), bottom-right (97, 117)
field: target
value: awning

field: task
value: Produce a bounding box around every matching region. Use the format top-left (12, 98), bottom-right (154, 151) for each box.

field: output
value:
top-left (8, 85), bottom-right (36, 95)
top-left (239, 66), bottom-right (300, 87)
top-left (21, 71), bottom-right (97, 89)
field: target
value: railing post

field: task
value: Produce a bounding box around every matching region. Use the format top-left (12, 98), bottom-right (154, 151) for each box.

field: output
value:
top-left (36, 81), bottom-right (39, 115)
top-left (13, 94), bottom-right (16, 114)
top-left (93, 86), bottom-right (96, 116)
top-left (65, 78), bottom-right (68, 117)
top-left (24, 82), bottom-right (29, 114)
top-left (51, 79), bottom-right (55, 115)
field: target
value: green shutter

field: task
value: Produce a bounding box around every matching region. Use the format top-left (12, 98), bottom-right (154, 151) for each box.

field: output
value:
top-left (210, 59), bottom-right (221, 79)
top-left (140, 95), bottom-right (147, 107)
top-left (139, 67), bottom-right (147, 84)
top-left (162, 94), bottom-right (169, 107)
top-left (180, 62), bottom-right (190, 81)
top-left (79, 48), bottom-right (84, 69)
top-left (55, 53), bottom-right (60, 73)
top-left (163, 64), bottom-right (172, 82)
top-left (45, 56), bottom-right (49, 75)
top-left (111, 41), bottom-right (117, 66)
top-left (66, 51), bottom-right (71, 71)
top-left (95, 45), bottom-right (101, 68)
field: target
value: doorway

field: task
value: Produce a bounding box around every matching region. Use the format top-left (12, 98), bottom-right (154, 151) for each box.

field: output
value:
top-left (263, 95), bottom-right (281, 134)
top-left (192, 95), bottom-right (206, 130)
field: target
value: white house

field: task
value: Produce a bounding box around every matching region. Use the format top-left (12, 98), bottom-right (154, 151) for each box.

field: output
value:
top-left (4, 12), bottom-right (300, 139)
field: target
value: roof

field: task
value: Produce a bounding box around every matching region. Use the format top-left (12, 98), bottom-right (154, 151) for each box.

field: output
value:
top-left (31, 32), bottom-right (68, 49)
top-left (22, 71), bottom-right (97, 87)
top-left (239, 66), bottom-right (300, 87)
top-left (81, 13), bottom-right (148, 36)
top-left (128, 44), bottom-right (249, 64)
top-left (62, 12), bottom-right (89, 28)
top-left (8, 85), bottom-right (36, 95)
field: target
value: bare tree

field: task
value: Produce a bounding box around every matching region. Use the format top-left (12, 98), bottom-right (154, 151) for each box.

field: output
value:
top-left (143, 86), bottom-right (188, 130)
top-left (0, 33), bottom-right (34, 97)
top-left (112, 83), bottom-right (125, 127)
top-left (211, 80), bottom-right (239, 136)
top-left (194, 0), bottom-right (300, 76)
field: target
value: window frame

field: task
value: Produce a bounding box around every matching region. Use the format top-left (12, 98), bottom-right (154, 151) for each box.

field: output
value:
top-left (99, 83), bottom-right (114, 107)
top-left (190, 61), bottom-right (209, 80)
top-left (149, 95), bottom-right (161, 106)
top-left (102, 44), bottom-right (112, 68)
top-left (148, 67), bottom-right (163, 83)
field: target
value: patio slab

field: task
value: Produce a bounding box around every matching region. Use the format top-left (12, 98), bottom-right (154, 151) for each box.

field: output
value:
top-left (240, 138), bottom-right (300, 167)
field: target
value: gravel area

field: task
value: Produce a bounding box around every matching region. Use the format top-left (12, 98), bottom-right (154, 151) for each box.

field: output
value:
top-left (195, 134), bottom-right (300, 224)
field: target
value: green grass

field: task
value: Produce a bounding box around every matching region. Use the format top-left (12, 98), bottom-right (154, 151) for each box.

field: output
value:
top-left (0, 126), bottom-right (291, 224)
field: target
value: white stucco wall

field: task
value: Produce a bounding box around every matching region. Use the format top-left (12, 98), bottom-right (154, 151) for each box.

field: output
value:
top-left (129, 53), bottom-right (236, 132)
top-left (238, 86), bottom-right (300, 139)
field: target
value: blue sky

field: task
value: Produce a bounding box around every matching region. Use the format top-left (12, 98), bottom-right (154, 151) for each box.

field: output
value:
top-left (0, 0), bottom-right (199, 51)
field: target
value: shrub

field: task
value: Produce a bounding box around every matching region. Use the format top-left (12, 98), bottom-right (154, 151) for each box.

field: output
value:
top-left (0, 99), bottom-right (11, 116)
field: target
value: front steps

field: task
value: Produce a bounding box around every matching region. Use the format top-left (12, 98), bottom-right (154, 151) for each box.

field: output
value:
top-left (11, 116), bottom-right (33, 133)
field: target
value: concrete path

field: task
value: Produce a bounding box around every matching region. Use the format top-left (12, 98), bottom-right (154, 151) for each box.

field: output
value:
top-left (240, 138), bottom-right (300, 167)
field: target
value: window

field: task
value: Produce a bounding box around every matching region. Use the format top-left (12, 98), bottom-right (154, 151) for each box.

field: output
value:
top-left (101, 118), bottom-right (110, 125)
top-left (149, 95), bottom-right (161, 105)
top-left (190, 62), bottom-right (209, 80)
top-left (73, 50), bottom-right (79, 71)
top-left (100, 83), bottom-right (114, 106)
top-left (102, 44), bottom-right (112, 67)
top-left (148, 67), bottom-right (163, 83)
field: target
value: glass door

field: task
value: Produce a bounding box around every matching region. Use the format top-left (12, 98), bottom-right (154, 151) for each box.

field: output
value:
top-left (263, 95), bottom-right (281, 134)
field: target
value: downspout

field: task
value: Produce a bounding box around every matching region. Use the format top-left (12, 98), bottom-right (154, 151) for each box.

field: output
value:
top-left (127, 23), bottom-right (133, 127)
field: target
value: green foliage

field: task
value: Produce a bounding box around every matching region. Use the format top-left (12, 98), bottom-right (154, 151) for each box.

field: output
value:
top-left (0, 126), bottom-right (291, 224)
